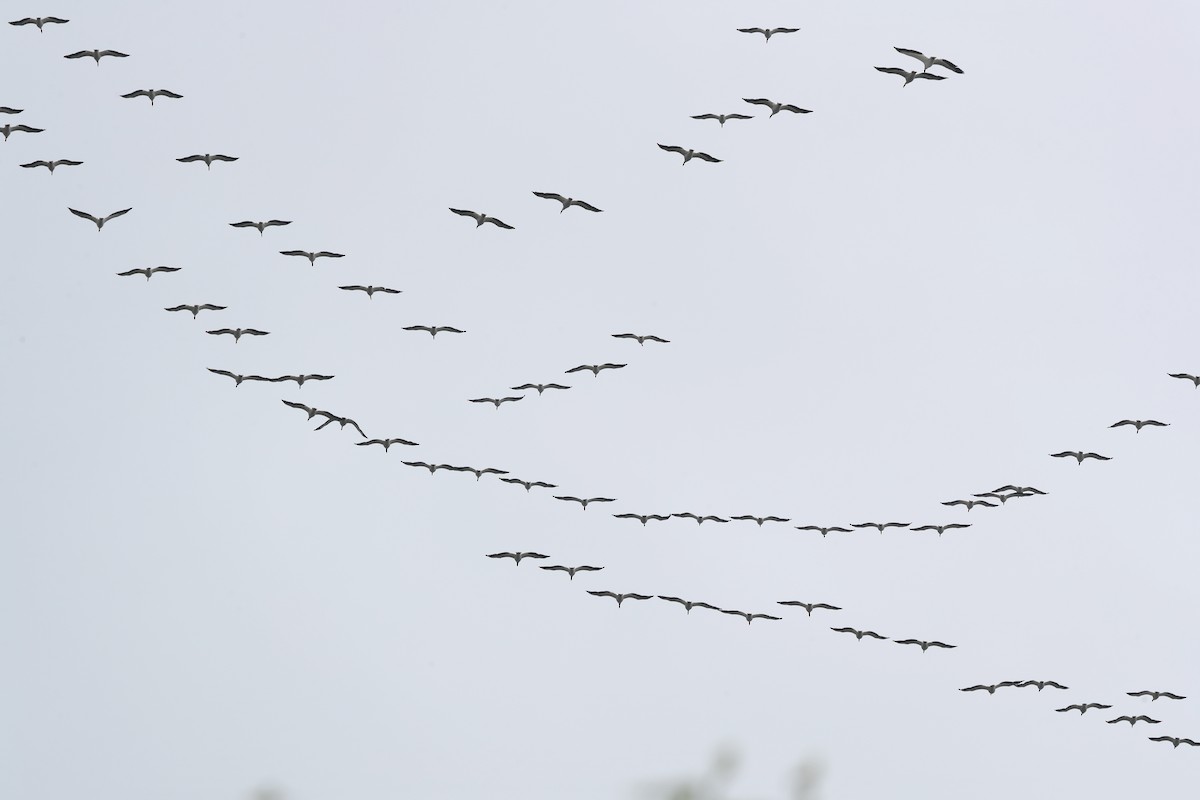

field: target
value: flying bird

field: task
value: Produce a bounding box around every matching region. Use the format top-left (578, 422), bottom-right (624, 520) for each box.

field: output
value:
top-left (356, 438), bottom-right (418, 451)
top-left (19, 159), bottom-right (82, 174)
top-left (743, 98), bottom-right (812, 117)
top-left (68, 207), bottom-right (131, 230)
top-left (613, 513), bottom-right (671, 525)
top-left (9, 17), bottom-right (69, 32)
top-left (207, 368), bottom-right (273, 387)
top-left (487, 552), bottom-right (548, 565)
top-left (499, 477), bottom-right (557, 492)
top-left (1148, 736), bottom-right (1200, 748)
top-left (511, 383), bottom-right (570, 395)
top-left (851, 522), bottom-right (910, 533)
top-left (540, 565), bottom-right (603, 580)
top-left (1110, 419), bottom-right (1169, 433)
top-left (1050, 451), bottom-right (1111, 464)
top-left (314, 415), bottom-right (366, 438)
top-left (831, 627), bottom-right (887, 641)
top-left (468, 396), bottom-right (524, 409)
top-left (206, 328), bottom-right (269, 343)
top-left (449, 208), bottom-right (514, 229)
top-left (721, 610), bottom-right (782, 625)
top-left (1107, 716), bottom-right (1161, 726)
top-left (403, 325), bottom-right (465, 337)
top-left (961, 682), bottom-right (1021, 694)
top-left (1017, 680), bottom-right (1068, 691)
top-left (271, 374), bottom-right (333, 387)
top-left (1168, 372), bottom-right (1200, 387)
top-left (894, 639), bottom-right (956, 652)
top-left (657, 144), bottom-right (722, 165)
top-left (65, 49), bottom-right (128, 64)
top-left (612, 333), bottom-right (669, 346)
top-left (0, 107), bottom-right (23, 114)
top-left (941, 499), bottom-right (996, 511)
top-left (736, 27), bottom-right (800, 42)
top-left (993, 485), bottom-right (1047, 495)
top-left (553, 496), bottom-right (615, 510)
top-left (1, 124), bottom-right (43, 140)
top-left (972, 491), bottom-right (1025, 504)
top-left (910, 523), bottom-right (971, 536)
top-left (165, 303), bottom-right (225, 318)
top-left (1055, 703), bottom-right (1112, 714)
top-left (691, 113), bottom-right (754, 127)
top-left (401, 461), bottom-right (457, 474)
top-left (229, 219), bottom-right (291, 235)
top-left (777, 601), bottom-right (841, 616)
top-left (1128, 690), bottom-right (1186, 701)
top-left (177, 153), bottom-right (238, 170)
top-left (730, 515), bottom-right (790, 526)
top-left (672, 513), bottom-right (729, 525)
top-left (120, 89), bottom-right (183, 105)
top-left (116, 266), bottom-right (179, 280)
top-left (565, 363), bottom-right (625, 376)
top-left (279, 250), bottom-right (344, 265)
top-left (875, 67), bottom-right (946, 86)
top-left (532, 192), bottom-right (603, 213)
top-left (451, 466), bottom-right (509, 481)
top-left (795, 525), bottom-right (852, 538)
top-left (587, 590), bottom-right (652, 608)
top-left (339, 285), bottom-right (401, 298)
top-left (658, 597), bottom-right (719, 614)
top-left (894, 47), bottom-right (964, 74)
top-left (281, 400), bottom-right (327, 420)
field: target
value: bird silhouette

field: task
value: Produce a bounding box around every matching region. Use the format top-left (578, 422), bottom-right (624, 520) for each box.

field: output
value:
top-left (565, 363), bottom-right (625, 376)
top-left (1017, 680), bottom-right (1068, 691)
top-left (691, 113), bottom-right (754, 127)
top-left (271, 374), bottom-right (334, 387)
top-left (279, 250), bottom-right (344, 265)
top-left (468, 396), bottom-right (524, 409)
top-left (532, 192), bottom-right (603, 213)
top-left (972, 491), bottom-right (1024, 504)
top-left (68, 207), bottom-right (131, 230)
top-left (672, 513), bottom-right (729, 525)
top-left (206, 328), bottom-right (269, 343)
top-left (831, 627), bottom-right (887, 641)
top-left (207, 369), bottom-right (274, 387)
top-left (613, 513), bottom-right (671, 525)
top-left (499, 477), bottom-right (557, 492)
top-left (1148, 736), bottom-right (1200, 748)
top-left (165, 303), bottom-right (225, 318)
top-left (339, 285), bottom-right (401, 298)
top-left (116, 266), bottom-right (179, 280)
top-left (941, 499), bottom-right (996, 511)
top-left (20, 159), bottom-right (82, 174)
top-left (314, 415), bottom-right (366, 438)
top-left (657, 596), bottom-right (719, 614)
top-left (449, 208), bottom-right (514, 229)
top-left (511, 383), bottom-right (570, 395)
top-left (1168, 372), bottom-right (1200, 387)
top-left (1110, 419), bottom-right (1169, 433)
top-left (450, 466), bottom-right (509, 481)
top-left (540, 565), bottom-right (603, 580)
top-left (736, 27), bottom-right (800, 42)
top-left (356, 438), bottom-right (418, 451)
top-left (743, 98), bottom-right (812, 117)
top-left (993, 485), bottom-right (1046, 495)
top-left (120, 89), bottom-right (183, 104)
top-left (612, 333), bottom-right (669, 346)
top-left (875, 67), bottom-right (946, 86)
top-left (894, 47), bottom-right (964, 74)
top-left (177, 153), bottom-right (238, 170)
top-left (960, 682), bottom-right (1021, 694)
top-left (403, 325), bottom-right (465, 337)
top-left (487, 552), bottom-right (548, 565)
top-left (658, 144), bottom-right (722, 165)
top-left (777, 601), bottom-right (841, 616)
top-left (588, 590), bottom-right (652, 608)
top-left (721, 610), bottom-right (782, 625)
top-left (281, 400), bottom-right (327, 420)
top-left (65, 49), bottom-right (128, 64)
top-left (0, 124), bottom-right (42, 141)
top-left (730, 515), bottom-right (790, 526)
top-left (0, 107), bottom-right (23, 114)
top-left (1055, 703), bottom-right (1112, 714)
top-left (795, 525), bottom-right (852, 538)
top-left (1050, 451), bottom-right (1111, 464)
top-left (894, 639), bottom-right (956, 652)
top-left (851, 522), bottom-right (910, 533)
top-left (229, 219), bottom-right (291, 235)
top-left (1127, 690), bottom-right (1186, 701)
top-left (554, 496), bottom-right (615, 510)
top-left (910, 523), bottom-right (971, 536)
top-left (402, 461), bottom-right (457, 474)
top-left (1107, 716), bottom-right (1161, 726)
top-left (9, 16), bottom-right (69, 32)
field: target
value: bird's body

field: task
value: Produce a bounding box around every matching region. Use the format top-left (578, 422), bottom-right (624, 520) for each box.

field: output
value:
top-left (469, 396), bottom-right (524, 409)
top-left (691, 113), bottom-right (754, 127)
top-left (910, 523), bottom-right (971, 536)
top-left (177, 153), bottom-right (238, 169)
top-left (314, 415), bottom-right (365, 437)
top-left (207, 368), bottom-right (273, 387)
top-left (614, 513), bottom-right (671, 526)
top-left (565, 363), bottom-right (625, 376)
top-left (1056, 703), bottom-right (1112, 714)
top-left (511, 383), bottom-right (570, 395)
top-left (10, 17), bottom-right (69, 32)
top-left (120, 89), bottom-right (182, 104)
top-left (961, 682), bottom-right (1021, 694)
top-left (0, 124), bottom-right (42, 140)
top-left (1018, 680), bottom-right (1068, 691)
top-left (658, 596), bottom-right (719, 614)
top-left (449, 208), bottom-right (514, 229)
top-left (875, 67), bottom-right (945, 86)
top-left (895, 47), bottom-right (964, 74)
top-left (1108, 716), bottom-right (1161, 726)
top-left (206, 328), bottom-right (268, 342)
top-left (612, 333), bottom-right (669, 346)
top-left (532, 192), bottom-right (603, 213)
top-left (554, 496), bottom-right (615, 510)
top-left (356, 438), bottom-right (418, 451)
top-left (65, 49), bottom-right (128, 64)
top-left (403, 325), bottom-right (465, 337)
top-left (721, 610), bottom-right (782, 625)
top-left (795, 525), bottom-right (852, 538)
top-left (852, 522), bottom-right (910, 533)
top-left (730, 515), bottom-right (790, 526)
top-left (1050, 451), bottom-right (1111, 464)
top-left (1110, 419), bottom-right (1169, 432)
top-left (452, 466), bottom-right (509, 481)
top-left (540, 565), bottom-right (603, 580)
top-left (230, 219), bottom-right (292, 235)
top-left (736, 27), bottom-right (800, 42)
top-left (499, 477), bottom-right (557, 492)
top-left (894, 639), bottom-right (956, 652)
top-left (166, 303), bottom-right (225, 318)
top-left (339, 285), bottom-right (401, 298)
top-left (20, 159), bottom-right (82, 174)
top-left (279, 250), bottom-right (344, 265)
top-left (1149, 736), bottom-right (1200, 748)
top-left (1128, 690), bottom-right (1186, 701)
top-left (657, 144), bottom-right (721, 165)
top-left (831, 627), bottom-right (887, 641)
top-left (942, 499), bottom-right (996, 511)
top-left (672, 512), bottom-right (729, 525)
top-left (272, 374), bottom-right (334, 387)
top-left (402, 461), bottom-right (457, 474)
top-left (116, 265), bottom-right (179, 280)
top-left (588, 590), bottom-right (652, 608)
top-left (777, 601), bottom-right (841, 616)
top-left (743, 97), bottom-right (812, 117)
top-left (487, 552), bottom-right (548, 566)
top-left (69, 207), bottom-right (131, 230)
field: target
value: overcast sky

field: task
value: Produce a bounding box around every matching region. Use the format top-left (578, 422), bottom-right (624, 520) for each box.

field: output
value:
top-left (4, 1), bottom-right (1200, 798)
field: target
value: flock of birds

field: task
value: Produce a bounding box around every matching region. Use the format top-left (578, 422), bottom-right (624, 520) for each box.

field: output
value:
top-left (8, 11), bottom-right (1197, 760)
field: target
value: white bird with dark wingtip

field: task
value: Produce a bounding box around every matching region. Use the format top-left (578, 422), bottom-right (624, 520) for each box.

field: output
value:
top-left (487, 552), bottom-right (548, 566)
top-left (469, 396), bottom-right (524, 409)
top-left (565, 363), bottom-right (625, 376)
top-left (1056, 703), bottom-right (1112, 714)
top-left (1169, 372), bottom-right (1200, 387)
top-left (2, 124), bottom-right (43, 141)
top-left (177, 153), bottom-right (238, 170)
top-left (831, 627), bottom-right (887, 641)
top-left (942, 499), bottom-right (996, 511)
top-left (691, 113), bottom-right (754, 127)
top-left (911, 523), bottom-right (971, 536)
top-left (229, 219), bottom-right (291, 235)
top-left (777, 601), bottom-right (841, 616)
top-left (1149, 736), bottom-right (1200, 748)
top-left (961, 682), bottom-right (1021, 694)
top-left (795, 525), bottom-right (852, 538)
top-left (721, 609), bottom-right (782, 625)
top-left (339, 285), bottom-right (401, 298)
top-left (271, 374), bottom-right (334, 387)
top-left (511, 383), bottom-right (569, 395)
top-left (612, 333), bottom-right (669, 346)
top-left (120, 89), bottom-right (183, 104)
top-left (532, 192), bottom-right (603, 213)
top-left (1110, 419), bottom-right (1169, 433)
top-left (206, 328), bottom-right (269, 343)
top-left (875, 67), bottom-right (946, 87)
top-left (499, 477), bottom-right (557, 492)
top-left (69, 207), bottom-right (131, 230)
top-left (116, 266), bottom-right (179, 280)
top-left (540, 565), bottom-right (603, 580)
top-left (1108, 716), bottom-right (1161, 726)
top-left (1128, 690), bottom-right (1186, 701)
top-left (10, 16), bottom-right (69, 32)
top-left (588, 590), bottom-right (652, 608)
top-left (852, 521), bottom-right (910, 533)
top-left (279, 250), bottom-right (344, 265)
top-left (894, 47), bottom-right (964, 74)
top-left (20, 159), bottom-right (82, 174)
top-left (743, 98), bottom-right (812, 117)
top-left (1017, 680), bottom-right (1068, 691)
top-left (356, 438), bottom-right (418, 452)
top-left (657, 144), bottom-right (722, 165)
top-left (403, 325), bottom-right (465, 338)
top-left (658, 596), bottom-right (719, 614)
top-left (554, 496), bottom-right (615, 510)
top-left (736, 27), bottom-right (799, 42)
top-left (449, 208), bottom-right (514, 229)
top-left (613, 513), bottom-right (671, 526)
top-left (730, 515), bottom-right (790, 526)
top-left (207, 369), bottom-right (274, 387)
top-left (1050, 451), bottom-right (1111, 464)
top-left (165, 303), bottom-right (225, 318)
top-left (894, 639), bottom-right (956, 652)
top-left (65, 49), bottom-right (128, 64)
top-left (672, 513), bottom-right (728, 525)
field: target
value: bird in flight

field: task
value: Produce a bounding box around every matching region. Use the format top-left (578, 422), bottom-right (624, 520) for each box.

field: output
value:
top-left (1148, 736), bottom-right (1200, 748)
top-left (356, 438), bottom-right (418, 452)
top-left (961, 682), bottom-right (1021, 694)
top-left (69, 207), bottom-right (131, 230)
top-left (658, 144), bottom-right (722, 165)
top-left (1055, 703), bottom-right (1112, 714)
top-left (1127, 690), bottom-right (1186, 701)
top-left (511, 383), bottom-right (570, 395)
top-left (450, 466), bottom-right (509, 481)
top-left (1168, 372), bottom-right (1200, 387)
top-left (587, 590), bottom-right (652, 608)
top-left (449, 208), bottom-right (514, 229)
top-left (672, 513), bottom-right (729, 525)
top-left (658, 597), bottom-right (719, 614)
top-left (993, 485), bottom-right (1046, 495)
top-left (166, 303), bottom-right (225, 318)
top-left (281, 400), bottom-right (328, 420)
top-left (894, 639), bottom-right (956, 652)
top-left (540, 565), bottom-right (603, 580)
top-left (272, 374), bottom-right (334, 387)
top-left (1107, 716), bottom-right (1161, 726)
top-left (1050, 451), bottom-right (1111, 464)
top-left (613, 513), bottom-right (671, 526)
top-left (852, 522), bottom-right (910, 533)
top-left (469, 396), bottom-right (524, 409)
top-left (121, 89), bottom-right (183, 105)
top-left (565, 363), bottom-right (625, 376)
top-left (941, 499), bottom-right (996, 511)
top-left (736, 27), bottom-right (799, 42)
top-left (795, 525), bottom-right (852, 538)
top-left (499, 477), bottom-right (557, 492)
top-left (831, 627), bottom-right (887, 641)
top-left (116, 265), bottom-right (180, 280)
top-left (206, 328), bottom-right (269, 343)
top-left (403, 325), bottom-right (465, 337)
top-left (875, 67), bottom-right (946, 87)
top-left (9, 16), bottom-right (69, 32)
top-left (777, 601), bottom-right (841, 616)
top-left (910, 523), bottom-right (971, 536)
top-left (730, 515), bottom-right (790, 526)
top-left (229, 219), bottom-right (291, 235)
top-left (894, 47), bottom-right (964, 74)
top-left (1017, 680), bottom-right (1068, 691)
top-left (1109, 419), bottom-right (1169, 433)
top-left (279, 250), bottom-right (344, 265)
top-left (402, 461), bottom-right (457, 474)
top-left (0, 123), bottom-right (42, 140)
top-left (0, 107), bottom-right (23, 114)
top-left (743, 98), bottom-right (812, 117)
top-left (612, 333), bottom-right (669, 346)
top-left (721, 610), bottom-right (782, 625)
top-left (20, 159), bottom-right (82, 174)
top-left (487, 552), bottom-right (548, 565)
top-left (314, 415), bottom-right (366, 438)
top-left (207, 369), bottom-right (274, 387)
top-left (65, 49), bottom-right (128, 64)
top-left (532, 192), bottom-right (603, 213)
top-left (177, 153), bottom-right (238, 170)
top-left (339, 285), bottom-right (401, 298)
top-left (972, 491), bottom-right (1025, 504)
top-left (691, 113), bottom-right (754, 127)
top-left (554, 496), bottom-right (615, 510)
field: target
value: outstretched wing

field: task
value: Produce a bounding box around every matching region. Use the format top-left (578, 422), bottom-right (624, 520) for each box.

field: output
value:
top-left (532, 191), bottom-right (567, 203)
top-left (657, 143), bottom-right (686, 155)
top-left (875, 67), bottom-right (910, 78)
top-left (68, 207), bottom-right (99, 223)
top-left (894, 47), bottom-right (927, 62)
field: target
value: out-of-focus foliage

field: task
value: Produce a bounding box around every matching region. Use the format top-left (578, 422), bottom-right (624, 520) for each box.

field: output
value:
top-left (637, 745), bottom-right (825, 800)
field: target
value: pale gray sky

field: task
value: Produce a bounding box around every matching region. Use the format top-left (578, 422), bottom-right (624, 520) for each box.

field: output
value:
top-left (3, 1), bottom-right (1200, 798)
